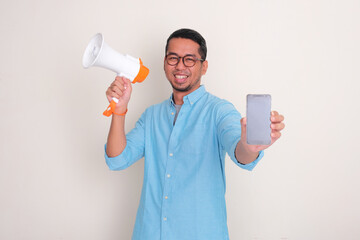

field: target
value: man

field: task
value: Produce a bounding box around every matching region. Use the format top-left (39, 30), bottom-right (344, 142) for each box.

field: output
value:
top-left (105, 29), bottom-right (285, 240)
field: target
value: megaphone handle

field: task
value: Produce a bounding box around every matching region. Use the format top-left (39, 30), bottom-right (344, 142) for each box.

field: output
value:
top-left (103, 73), bottom-right (130, 117)
top-left (103, 97), bottom-right (119, 117)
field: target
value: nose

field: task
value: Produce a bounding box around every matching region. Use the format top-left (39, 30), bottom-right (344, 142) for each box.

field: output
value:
top-left (175, 57), bottom-right (186, 70)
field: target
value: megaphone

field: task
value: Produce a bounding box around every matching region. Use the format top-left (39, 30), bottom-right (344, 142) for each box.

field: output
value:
top-left (82, 33), bottom-right (149, 116)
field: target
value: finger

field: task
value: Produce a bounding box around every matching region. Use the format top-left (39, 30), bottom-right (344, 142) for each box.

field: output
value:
top-left (109, 83), bottom-right (127, 98)
top-left (240, 117), bottom-right (247, 143)
top-left (115, 77), bottom-right (132, 92)
top-left (271, 122), bottom-right (285, 131)
top-left (271, 131), bottom-right (281, 140)
top-left (271, 111), bottom-right (279, 116)
top-left (114, 76), bottom-right (122, 86)
top-left (112, 81), bottom-right (127, 92)
top-left (115, 76), bottom-right (131, 84)
top-left (124, 78), bottom-right (132, 91)
top-left (115, 76), bottom-right (126, 82)
top-left (106, 88), bottom-right (121, 100)
top-left (271, 114), bottom-right (284, 123)
top-left (113, 77), bottom-right (126, 87)
top-left (240, 117), bottom-right (247, 126)
top-left (112, 83), bottom-right (126, 95)
top-left (106, 89), bottom-right (118, 102)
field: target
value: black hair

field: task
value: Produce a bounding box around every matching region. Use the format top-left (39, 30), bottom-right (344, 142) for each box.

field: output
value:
top-left (165, 28), bottom-right (207, 60)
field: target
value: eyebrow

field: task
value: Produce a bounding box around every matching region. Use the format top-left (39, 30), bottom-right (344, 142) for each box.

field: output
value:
top-left (167, 52), bottom-right (197, 57)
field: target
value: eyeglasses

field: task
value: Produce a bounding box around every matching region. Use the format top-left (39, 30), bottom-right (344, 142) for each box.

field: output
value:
top-left (165, 54), bottom-right (204, 67)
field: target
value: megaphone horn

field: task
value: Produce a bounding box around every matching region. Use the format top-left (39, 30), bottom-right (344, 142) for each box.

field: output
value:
top-left (82, 33), bottom-right (149, 116)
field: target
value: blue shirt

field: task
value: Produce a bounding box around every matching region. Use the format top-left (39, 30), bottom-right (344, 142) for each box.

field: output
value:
top-left (105, 86), bottom-right (263, 240)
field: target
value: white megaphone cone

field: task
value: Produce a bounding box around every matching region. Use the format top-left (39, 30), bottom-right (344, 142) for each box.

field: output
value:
top-left (82, 33), bottom-right (149, 116)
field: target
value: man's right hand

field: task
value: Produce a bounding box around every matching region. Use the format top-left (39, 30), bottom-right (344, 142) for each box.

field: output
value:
top-left (106, 76), bottom-right (132, 114)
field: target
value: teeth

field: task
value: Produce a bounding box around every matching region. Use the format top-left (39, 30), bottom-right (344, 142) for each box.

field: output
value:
top-left (175, 75), bottom-right (187, 79)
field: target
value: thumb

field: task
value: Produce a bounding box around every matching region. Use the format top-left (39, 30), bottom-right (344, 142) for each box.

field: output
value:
top-left (125, 78), bottom-right (132, 92)
top-left (240, 117), bottom-right (247, 141)
top-left (240, 117), bottom-right (247, 127)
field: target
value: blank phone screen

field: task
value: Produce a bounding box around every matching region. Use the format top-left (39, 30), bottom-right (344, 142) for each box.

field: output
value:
top-left (246, 94), bottom-right (272, 145)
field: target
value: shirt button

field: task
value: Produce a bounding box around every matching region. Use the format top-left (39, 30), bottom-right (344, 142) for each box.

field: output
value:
top-left (169, 153), bottom-right (173, 157)
top-left (164, 217), bottom-right (167, 221)
top-left (165, 196), bottom-right (168, 199)
top-left (171, 112), bottom-right (174, 115)
top-left (167, 174), bottom-right (171, 178)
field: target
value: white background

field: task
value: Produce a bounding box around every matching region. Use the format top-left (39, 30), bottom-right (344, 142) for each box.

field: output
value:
top-left (1, 0), bottom-right (359, 239)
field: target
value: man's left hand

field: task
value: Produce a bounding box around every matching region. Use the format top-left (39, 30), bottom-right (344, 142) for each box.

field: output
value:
top-left (240, 111), bottom-right (285, 153)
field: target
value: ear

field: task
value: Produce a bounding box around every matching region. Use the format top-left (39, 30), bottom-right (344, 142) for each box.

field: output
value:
top-left (201, 60), bottom-right (208, 76)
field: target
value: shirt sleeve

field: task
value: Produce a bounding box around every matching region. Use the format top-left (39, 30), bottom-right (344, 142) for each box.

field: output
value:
top-left (104, 111), bottom-right (146, 171)
top-left (216, 100), bottom-right (263, 171)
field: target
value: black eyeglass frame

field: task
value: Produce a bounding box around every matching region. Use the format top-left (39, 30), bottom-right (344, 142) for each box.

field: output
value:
top-left (165, 54), bottom-right (205, 67)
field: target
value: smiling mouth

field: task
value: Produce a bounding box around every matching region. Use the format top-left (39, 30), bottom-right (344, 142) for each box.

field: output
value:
top-left (174, 74), bottom-right (188, 83)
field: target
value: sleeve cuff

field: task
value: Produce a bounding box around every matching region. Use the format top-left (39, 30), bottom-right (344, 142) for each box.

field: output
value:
top-left (104, 144), bottom-right (130, 170)
top-left (235, 150), bottom-right (264, 171)
top-left (229, 138), bottom-right (264, 171)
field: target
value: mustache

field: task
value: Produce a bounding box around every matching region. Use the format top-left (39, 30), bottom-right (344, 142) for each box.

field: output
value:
top-left (173, 71), bottom-right (190, 75)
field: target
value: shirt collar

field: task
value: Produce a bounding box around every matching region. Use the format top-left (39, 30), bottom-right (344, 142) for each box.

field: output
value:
top-left (169, 85), bottom-right (207, 106)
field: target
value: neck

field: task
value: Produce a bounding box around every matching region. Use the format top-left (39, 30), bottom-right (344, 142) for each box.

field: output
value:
top-left (172, 85), bottom-right (200, 105)
top-left (172, 92), bottom-right (185, 105)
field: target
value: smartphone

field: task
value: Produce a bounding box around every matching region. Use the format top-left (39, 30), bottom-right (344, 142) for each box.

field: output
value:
top-left (246, 94), bottom-right (272, 145)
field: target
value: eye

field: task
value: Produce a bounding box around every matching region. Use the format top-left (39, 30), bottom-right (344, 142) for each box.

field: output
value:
top-left (184, 57), bottom-right (196, 63)
top-left (167, 55), bottom-right (179, 62)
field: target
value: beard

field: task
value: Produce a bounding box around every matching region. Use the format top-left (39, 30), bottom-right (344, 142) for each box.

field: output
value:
top-left (170, 82), bottom-right (192, 92)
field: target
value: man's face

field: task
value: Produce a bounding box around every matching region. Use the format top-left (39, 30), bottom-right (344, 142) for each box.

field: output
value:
top-left (164, 38), bottom-right (208, 94)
